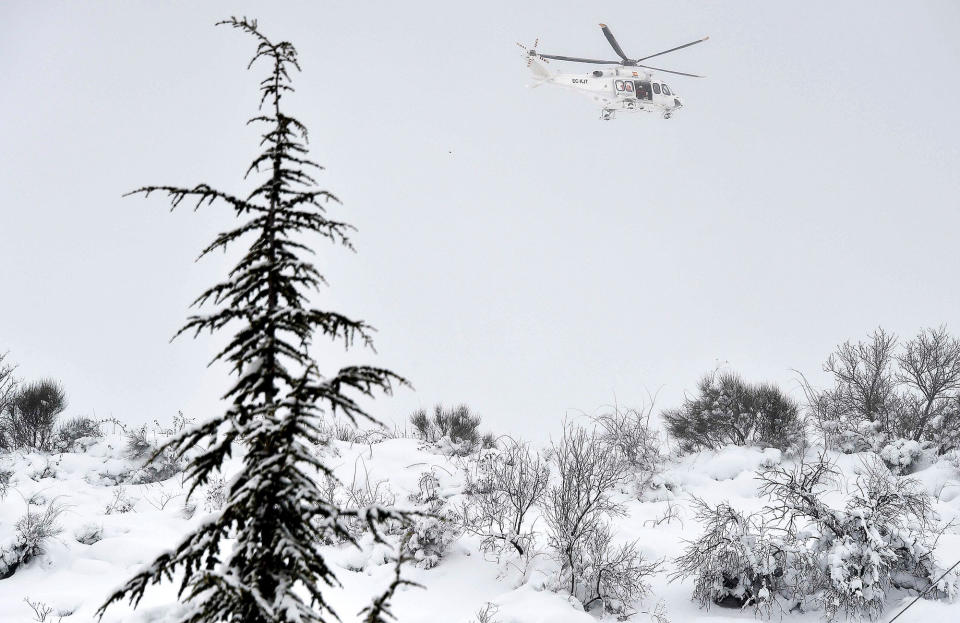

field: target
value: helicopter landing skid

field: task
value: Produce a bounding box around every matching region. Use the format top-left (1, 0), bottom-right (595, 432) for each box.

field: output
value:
top-left (600, 108), bottom-right (615, 121)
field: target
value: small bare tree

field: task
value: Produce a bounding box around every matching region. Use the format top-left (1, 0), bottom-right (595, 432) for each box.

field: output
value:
top-left (0, 351), bottom-right (16, 451)
top-left (896, 326), bottom-right (960, 444)
top-left (462, 437), bottom-right (549, 558)
top-left (580, 521), bottom-right (662, 615)
top-left (544, 423), bottom-right (657, 614)
top-left (809, 326), bottom-right (960, 454)
top-left (824, 328), bottom-right (899, 426)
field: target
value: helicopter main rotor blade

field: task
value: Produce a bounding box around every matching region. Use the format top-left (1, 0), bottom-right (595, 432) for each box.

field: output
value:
top-left (598, 23), bottom-right (630, 62)
top-left (635, 36), bottom-right (709, 63)
top-left (538, 53), bottom-right (622, 64)
top-left (635, 64), bottom-right (704, 78)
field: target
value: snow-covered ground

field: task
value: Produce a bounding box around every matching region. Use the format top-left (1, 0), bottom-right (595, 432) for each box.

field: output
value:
top-left (1, 430), bottom-right (959, 622)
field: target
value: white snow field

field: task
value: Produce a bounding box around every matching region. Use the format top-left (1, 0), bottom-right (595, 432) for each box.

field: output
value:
top-left (1, 429), bottom-right (959, 623)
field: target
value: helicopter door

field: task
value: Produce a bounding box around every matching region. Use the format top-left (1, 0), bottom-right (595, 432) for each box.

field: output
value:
top-left (635, 81), bottom-right (652, 101)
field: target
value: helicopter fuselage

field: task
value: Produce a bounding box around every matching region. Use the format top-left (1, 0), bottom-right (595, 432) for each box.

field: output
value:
top-left (540, 66), bottom-right (684, 120)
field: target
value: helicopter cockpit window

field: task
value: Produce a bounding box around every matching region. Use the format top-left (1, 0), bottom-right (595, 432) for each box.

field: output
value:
top-left (615, 80), bottom-right (625, 91)
top-left (662, 84), bottom-right (672, 96)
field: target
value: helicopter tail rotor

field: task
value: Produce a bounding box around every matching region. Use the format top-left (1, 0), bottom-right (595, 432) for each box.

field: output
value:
top-left (516, 38), bottom-right (549, 68)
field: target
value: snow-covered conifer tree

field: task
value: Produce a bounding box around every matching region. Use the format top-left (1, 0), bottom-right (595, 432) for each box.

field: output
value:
top-left (98, 17), bottom-right (408, 623)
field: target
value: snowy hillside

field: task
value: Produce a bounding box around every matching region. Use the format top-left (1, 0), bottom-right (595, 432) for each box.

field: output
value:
top-left (2, 422), bottom-right (959, 623)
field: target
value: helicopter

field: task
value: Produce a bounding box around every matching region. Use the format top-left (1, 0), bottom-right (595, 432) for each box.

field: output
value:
top-left (518, 24), bottom-right (708, 120)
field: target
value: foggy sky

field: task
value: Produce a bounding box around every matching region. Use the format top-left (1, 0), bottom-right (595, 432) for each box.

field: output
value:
top-left (2, 1), bottom-right (958, 440)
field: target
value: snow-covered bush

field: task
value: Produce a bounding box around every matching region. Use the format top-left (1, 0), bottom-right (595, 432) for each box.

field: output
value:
top-left (0, 468), bottom-right (11, 499)
top-left (878, 438), bottom-right (924, 474)
top-left (672, 499), bottom-right (786, 613)
top-left (675, 455), bottom-right (957, 620)
top-left (544, 423), bottom-right (652, 615)
top-left (403, 514), bottom-right (456, 569)
top-left (662, 371), bottom-right (805, 453)
top-left (409, 404), bottom-right (494, 456)
top-left (757, 455), bottom-right (957, 620)
top-left (462, 438), bottom-right (549, 560)
top-left (0, 501), bottom-right (65, 579)
top-left (74, 523), bottom-right (103, 545)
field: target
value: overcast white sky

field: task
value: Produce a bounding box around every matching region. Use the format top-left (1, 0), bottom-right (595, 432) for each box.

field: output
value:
top-left (2, 1), bottom-right (958, 440)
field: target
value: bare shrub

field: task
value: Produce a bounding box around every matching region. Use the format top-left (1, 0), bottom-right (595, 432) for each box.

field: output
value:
top-left (409, 404), bottom-right (494, 455)
top-left (593, 401), bottom-right (663, 491)
top-left (462, 438), bottom-right (549, 559)
top-left (125, 423), bottom-right (183, 484)
top-left (0, 351), bottom-right (18, 452)
top-left (54, 416), bottom-right (103, 451)
top-left (203, 477), bottom-right (227, 512)
top-left (470, 602), bottom-right (500, 623)
top-left (104, 487), bottom-right (136, 515)
top-left (335, 457), bottom-right (401, 541)
top-left (580, 521), bottom-right (662, 615)
top-left (663, 371), bottom-right (804, 453)
top-left (544, 422), bottom-right (656, 614)
top-left (2, 379), bottom-right (67, 451)
top-left (23, 597), bottom-right (58, 623)
top-left (0, 500), bottom-right (66, 579)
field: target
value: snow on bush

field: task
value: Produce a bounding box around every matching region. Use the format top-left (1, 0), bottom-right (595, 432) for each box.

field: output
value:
top-left (758, 455), bottom-right (957, 620)
top-left (675, 455), bottom-right (958, 620)
top-left (0, 500), bottom-right (65, 579)
top-left (879, 438), bottom-right (924, 474)
top-left (0, 467), bottom-right (13, 500)
top-left (403, 514), bottom-right (456, 569)
top-left (74, 523), bottom-right (103, 545)
top-left (671, 499), bottom-right (786, 613)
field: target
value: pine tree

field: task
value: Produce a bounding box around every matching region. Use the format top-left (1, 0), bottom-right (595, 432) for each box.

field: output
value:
top-left (98, 17), bottom-right (409, 623)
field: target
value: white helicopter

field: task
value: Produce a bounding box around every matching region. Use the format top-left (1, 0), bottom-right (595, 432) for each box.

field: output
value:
top-left (519, 24), bottom-right (708, 120)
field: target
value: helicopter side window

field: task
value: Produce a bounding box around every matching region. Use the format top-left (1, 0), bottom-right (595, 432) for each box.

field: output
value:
top-left (652, 83), bottom-right (661, 95)
top-left (662, 83), bottom-right (672, 96)
top-left (615, 80), bottom-right (625, 91)
top-left (624, 81), bottom-right (634, 93)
